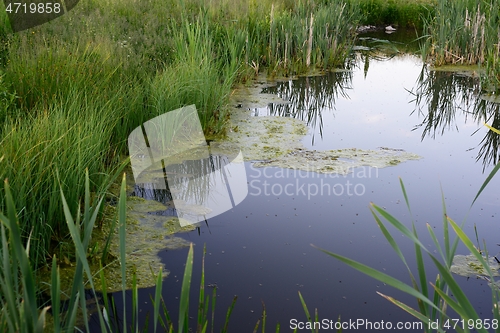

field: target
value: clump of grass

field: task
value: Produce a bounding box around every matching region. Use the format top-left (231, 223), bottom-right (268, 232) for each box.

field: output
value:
top-left (245, 0), bottom-right (361, 76)
top-left (0, 90), bottom-right (123, 264)
top-left (484, 38), bottom-right (500, 93)
top-left (0, 72), bottom-right (17, 124)
top-left (422, 0), bottom-right (499, 66)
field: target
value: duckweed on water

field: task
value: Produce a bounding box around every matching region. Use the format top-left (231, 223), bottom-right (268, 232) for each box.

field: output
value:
top-left (38, 195), bottom-right (196, 294)
top-left (216, 81), bottom-right (422, 172)
top-left (450, 254), bottom-right (500, 278)
top-left (254, 147), bottom-right (421, 174)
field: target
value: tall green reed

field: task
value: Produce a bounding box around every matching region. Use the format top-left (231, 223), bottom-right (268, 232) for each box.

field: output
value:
top-left (0, 167), bottom-right (330, 332)
top-left (319, 125), bottom-right (500, 332)
top-left (251, 0), bottom-right (361, 76)
top-left (422, 0), bottom-right (500, 67)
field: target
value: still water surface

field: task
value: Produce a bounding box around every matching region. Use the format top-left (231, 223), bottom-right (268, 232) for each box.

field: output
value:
top-left (113, 33), bottom-right (500, 332)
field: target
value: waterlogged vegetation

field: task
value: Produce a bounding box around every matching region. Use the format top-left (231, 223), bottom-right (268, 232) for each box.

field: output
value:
top-left (2, 0), bottom-right (500, 331)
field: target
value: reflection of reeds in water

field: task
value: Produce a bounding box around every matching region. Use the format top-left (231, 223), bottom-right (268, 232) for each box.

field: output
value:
top-left (410, 66), bottom-right (480, 139)
top-left (134, 153), bottom-right (230, 217)
top-left (262, 68), bottom-right (353, 143)
top-left (422, 1), bottom-right (496, 66)
top-left (165, 154), bottom-right (229, 206)
top-left (409, 66), bottom-right (500, 168)
top-left (475, 100), bottom-right (500, 169)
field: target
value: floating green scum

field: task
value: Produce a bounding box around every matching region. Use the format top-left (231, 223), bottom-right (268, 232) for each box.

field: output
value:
top-left (214, 80), bottom-right (422, 173)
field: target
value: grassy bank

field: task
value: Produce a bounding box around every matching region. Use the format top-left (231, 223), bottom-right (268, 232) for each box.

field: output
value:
top-left (0, 0), bottom-right (362, 263)
top-left (355, 0), bottom-right (435, 29)
top-left (421, 0), bottom-right (500, 91)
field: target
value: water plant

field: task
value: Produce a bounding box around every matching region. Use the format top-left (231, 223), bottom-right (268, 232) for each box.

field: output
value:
top-left (420, 0), bottom-right (500, 93)
top-left (0, 168), bottom-right (325, 332)
top-left (319, 125), bottom-right (500, 332)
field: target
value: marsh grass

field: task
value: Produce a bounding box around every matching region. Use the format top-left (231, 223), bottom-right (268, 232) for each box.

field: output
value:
top-left (0, 171), bottom-right (319, 332)
top-left (263, 1), bottom-right (360, 75)
top-left (0, 172), bottom-right (200, 332)
top-left (319, 125), bottom-right (500, 332)
top-left (422, 0), bottom-right (500, 71)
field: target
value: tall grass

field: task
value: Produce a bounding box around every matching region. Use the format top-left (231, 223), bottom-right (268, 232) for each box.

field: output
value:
top-left (0, 0), bottom-right (362, 262)
top-left (425, 0), bottom-right (500, 66)
top-left (0, 171), bottom-right (319, 332)
top-left (0, 92), bottom-right (124, 264)
top-left (320, 125), bottom-right (500, 332)
top-left (484, 37), bottom-right (500, 93)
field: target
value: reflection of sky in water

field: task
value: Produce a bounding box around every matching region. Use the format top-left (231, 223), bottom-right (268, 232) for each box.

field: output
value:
top-left (121, 55), bottom-right (500, 332)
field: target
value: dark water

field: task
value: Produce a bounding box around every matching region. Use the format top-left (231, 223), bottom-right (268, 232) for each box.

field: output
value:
top-left (105, 32), bottom-right (500, 332)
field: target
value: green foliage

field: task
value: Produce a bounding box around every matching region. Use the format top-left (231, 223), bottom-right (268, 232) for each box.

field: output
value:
top-left (354, 0), bottom-right (434, 29)
top-left (0, 0), bottom-right (363, 261)
top-left (0, 170), bottom-right (321, 331)
top-left (422, 0), bottom-right (499, 66)
top-left (320, 126), bottom-right (500, 332)
top-left (0, 172), bottom-right (227, 331)
top-left (419, 0), bottom-right (500, 93)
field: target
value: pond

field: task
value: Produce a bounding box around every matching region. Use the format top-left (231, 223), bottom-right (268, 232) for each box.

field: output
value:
top-left (103, 31), bottom-right (500, 331)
